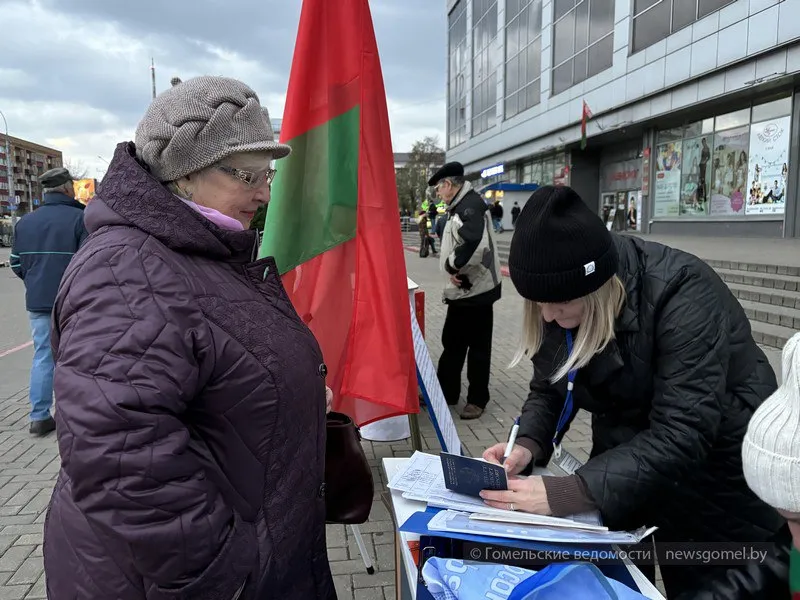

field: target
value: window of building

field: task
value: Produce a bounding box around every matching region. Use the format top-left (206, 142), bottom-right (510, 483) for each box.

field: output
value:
top-left (505, 0), bottom-right (543, 119)
top-left (652, 95), bottom-right (792, 219)
top-left (552, 0), bottom-right (614, 96)
top-left (632, 0), bottom-right (733, 54)
top-left (472, 0), bottom-right (499, 136)
top-left (519, 153), bottom-right (568, 184)
top-left (447, 1), bottom-right (469, 149)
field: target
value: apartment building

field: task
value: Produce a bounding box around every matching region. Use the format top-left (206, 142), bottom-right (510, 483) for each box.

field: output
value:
top-left (445, 0), bottom-right (800, 237)
top-left (0, 134), bottom-right (63, 216)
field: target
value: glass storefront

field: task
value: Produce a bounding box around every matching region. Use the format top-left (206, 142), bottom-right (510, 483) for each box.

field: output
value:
top-left (652, 95), bottom-right (792, 219)
top-left (599, 150), bottom-right (643, 232)
top-left (519, 152), bottom-right (569, 185)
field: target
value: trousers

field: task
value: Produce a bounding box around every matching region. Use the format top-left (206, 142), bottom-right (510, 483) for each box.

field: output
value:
top-left (28, 311), bottom-right (54, 422)
top-left (437, 302), bottom-right (493, 409)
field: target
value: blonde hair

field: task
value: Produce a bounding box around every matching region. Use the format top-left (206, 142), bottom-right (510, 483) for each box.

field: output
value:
top-left (510, 275), bottom-right (627, 382)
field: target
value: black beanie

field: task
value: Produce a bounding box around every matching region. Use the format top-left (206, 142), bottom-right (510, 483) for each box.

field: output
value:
top-left (508, 185), bottom-right (618, 303)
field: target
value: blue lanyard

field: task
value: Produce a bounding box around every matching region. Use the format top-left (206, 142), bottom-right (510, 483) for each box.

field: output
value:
top-left (552, 329), bottom-right (577, 458)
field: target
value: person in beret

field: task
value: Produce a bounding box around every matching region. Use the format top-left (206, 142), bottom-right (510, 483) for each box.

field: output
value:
top-left (42, 76), bottom-right (335, 599)
top-left (480, 185), bottom-right (791, 598)
top-left (428, 161), bottom-right (502, 420)
top-left (9, 167), bottom-right (87, 436)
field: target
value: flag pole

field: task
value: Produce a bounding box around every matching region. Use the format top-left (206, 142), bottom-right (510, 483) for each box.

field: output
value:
top-left (408, 412), bottom-right (423, 452)
top-left (150, 58), bottom-right (157, 99)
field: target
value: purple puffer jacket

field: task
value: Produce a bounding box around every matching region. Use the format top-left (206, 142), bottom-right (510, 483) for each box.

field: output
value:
top-left (43, 142), bottom-right (336, 600)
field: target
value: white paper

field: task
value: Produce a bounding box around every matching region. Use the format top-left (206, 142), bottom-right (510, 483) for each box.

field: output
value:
top-left (387, 451), bottom-right (444, 495)
top-left (428, 510), bottom-right (655, 545)
top-left (469, 511), bottom-right (606, 532)
top-left (388, 453), bottom-right (608, 532)
top-left (410, 297), bottom-right (462, 455)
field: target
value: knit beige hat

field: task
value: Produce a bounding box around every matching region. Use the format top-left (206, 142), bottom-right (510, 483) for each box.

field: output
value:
top-left (742, 332), bottom-right (800, 513)
top-left (134, 75), bottom-right (290, 182)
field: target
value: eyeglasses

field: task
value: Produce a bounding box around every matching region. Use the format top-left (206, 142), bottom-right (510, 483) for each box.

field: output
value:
top-left (216, 165), bottom-right (277, 189)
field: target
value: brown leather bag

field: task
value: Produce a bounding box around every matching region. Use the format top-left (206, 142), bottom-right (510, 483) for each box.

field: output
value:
top-left (324, 412), bottom-right (374, 524)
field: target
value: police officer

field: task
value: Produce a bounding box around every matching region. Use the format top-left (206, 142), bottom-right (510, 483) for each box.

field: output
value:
top-left (428, 162), bottom-right (501, 420)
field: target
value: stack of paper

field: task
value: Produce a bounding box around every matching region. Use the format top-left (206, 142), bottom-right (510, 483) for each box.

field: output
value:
top-left (387, 451), bottom-right (611, 534)
top-left (429, 510), bottom-right (657, 545)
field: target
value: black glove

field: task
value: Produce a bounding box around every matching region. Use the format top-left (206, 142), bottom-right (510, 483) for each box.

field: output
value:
top-left (456, 274), bottom-right (472, 291)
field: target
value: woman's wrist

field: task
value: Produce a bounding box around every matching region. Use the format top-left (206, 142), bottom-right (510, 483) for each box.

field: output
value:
top-left (541, 474), bottom-right (597, 517)
top-left (515, 437), bottom-right (542, 464)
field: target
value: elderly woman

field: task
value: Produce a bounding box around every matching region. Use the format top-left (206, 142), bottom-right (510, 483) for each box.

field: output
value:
top-left (42, 76), bottom-right (335, 599)
top-left (481, 186), bottom-right (790, 598)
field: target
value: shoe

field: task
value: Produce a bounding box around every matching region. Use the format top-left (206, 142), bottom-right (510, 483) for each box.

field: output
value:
top-left (30, 417), bottom-right (56, 436)
top-left (460, 404), bottom-right (484, 420)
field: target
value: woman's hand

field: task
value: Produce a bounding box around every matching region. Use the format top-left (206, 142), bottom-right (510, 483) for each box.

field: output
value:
top-left (479, 476), bottom-right (552, 515)
top-left (325, 386), bottom-right (333, 414)
top-left (483, 443), bottom-right (533, 476)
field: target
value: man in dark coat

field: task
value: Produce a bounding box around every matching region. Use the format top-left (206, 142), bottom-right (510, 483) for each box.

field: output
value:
top-left (429, 161), bottom-right (502, 420)
top-left (10, 167), bottom-right (87, 435)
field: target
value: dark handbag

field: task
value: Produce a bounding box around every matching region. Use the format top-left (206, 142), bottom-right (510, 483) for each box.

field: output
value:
top-left (325, 412), bottom-right (374, 524)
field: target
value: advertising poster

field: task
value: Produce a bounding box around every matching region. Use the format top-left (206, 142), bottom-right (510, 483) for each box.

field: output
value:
top-left (746, 116), bottom-right (790, 215)
top-left (710, 126), bottom-right (749, 216)
top-left (654, 141), bottom-right (681, 216)
top-left (73, 179), bottom-right (96, 205)
top-left (626, 191), bottom-right (642, 231)
top-left (678, 137), bottom-right (708, 215)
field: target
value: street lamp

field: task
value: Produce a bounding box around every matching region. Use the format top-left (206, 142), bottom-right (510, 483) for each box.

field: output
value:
top-left (0, 110), bottom-right (15, 221)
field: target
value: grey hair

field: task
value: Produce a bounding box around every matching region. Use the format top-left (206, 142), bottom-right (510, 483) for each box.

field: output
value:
top-left (43, 182), bottom-right (73, 195)
top-left (166, 150), bottom-right (274, 200)
top-left (444, 176), bottom-right (465, 187)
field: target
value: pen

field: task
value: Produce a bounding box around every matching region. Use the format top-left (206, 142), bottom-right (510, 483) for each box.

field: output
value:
top-left (502, 417), bottom-right (520, 464)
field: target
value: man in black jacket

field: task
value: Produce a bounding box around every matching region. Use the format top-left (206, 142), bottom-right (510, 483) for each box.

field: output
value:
top-left (10, 168), bottom-right (87, 435)
top-left (428, 162), bottom-right (502, 420)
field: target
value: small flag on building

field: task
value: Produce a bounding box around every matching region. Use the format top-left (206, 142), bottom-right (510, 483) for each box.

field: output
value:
top-left (259, 0), bottom-right (419, 427)
top-left (581, 101), bottom-right (593, 150)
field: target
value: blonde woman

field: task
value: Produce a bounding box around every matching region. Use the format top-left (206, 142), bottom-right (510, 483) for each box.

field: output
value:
top-left (481, 186), bottom-right (788, 598)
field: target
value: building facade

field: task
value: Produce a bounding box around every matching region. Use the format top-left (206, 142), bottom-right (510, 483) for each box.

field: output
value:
top-left (0, 134), bottom-right (63, 217)
top-left (445, 0), bottom-right (800, 237)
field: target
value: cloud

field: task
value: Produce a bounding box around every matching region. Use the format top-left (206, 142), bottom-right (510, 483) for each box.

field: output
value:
top-left (0, 0), bottom-right (446, 179)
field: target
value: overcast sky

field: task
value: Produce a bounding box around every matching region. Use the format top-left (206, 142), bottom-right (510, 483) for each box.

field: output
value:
top-left (0, 0), bottom-right (446, 179)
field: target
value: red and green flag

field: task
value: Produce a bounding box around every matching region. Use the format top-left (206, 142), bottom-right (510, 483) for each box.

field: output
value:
top-left (581, 100), bottom-right (593, 150)
top-left (259, 0), bottom-right (418, 427)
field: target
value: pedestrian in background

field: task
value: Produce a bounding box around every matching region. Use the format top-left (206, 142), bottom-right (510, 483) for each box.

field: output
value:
top-left (417, 210), bottom-right (437, 256)
top-left (429, 161), bottom-right (502, 420)
top-left (9, 167), bottom-right (86, 436)
top-left (490, 199), bottom-right (504, 233)
top-left (42, 76), bottom-right (335, 600)
top-left (481, 185), bottom-right (789, 597)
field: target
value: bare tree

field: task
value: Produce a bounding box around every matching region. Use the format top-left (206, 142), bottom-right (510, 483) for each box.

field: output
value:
top-left (62, 158), bottom-right (90, 180)
top-left (395, 136), bottom-right (445, 215)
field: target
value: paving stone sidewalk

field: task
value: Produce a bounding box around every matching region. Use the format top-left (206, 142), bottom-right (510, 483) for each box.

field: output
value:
top-left (0, 252), bottom-right (593, 600)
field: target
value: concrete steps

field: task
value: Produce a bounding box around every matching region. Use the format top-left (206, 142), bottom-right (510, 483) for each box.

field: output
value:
top-left (404, 232), bottom-right (800, 349)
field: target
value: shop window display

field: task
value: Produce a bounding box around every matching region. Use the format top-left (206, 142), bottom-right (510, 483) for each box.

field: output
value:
top-left (652, 97), bottom-right (791, 219)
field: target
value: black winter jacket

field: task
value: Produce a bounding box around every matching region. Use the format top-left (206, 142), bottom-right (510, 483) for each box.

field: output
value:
top-left (517, 235), bottom-right (787, 587)
top-left (10, 193), bottom-right (87, 312)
